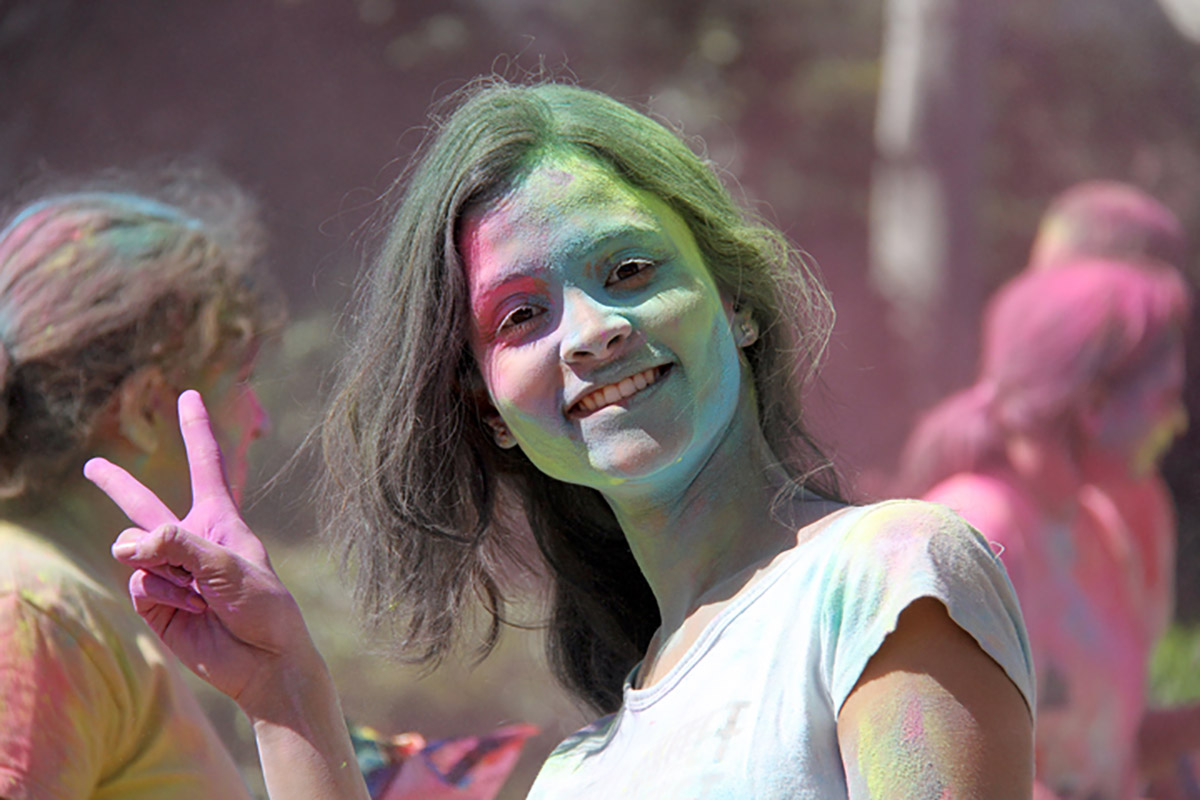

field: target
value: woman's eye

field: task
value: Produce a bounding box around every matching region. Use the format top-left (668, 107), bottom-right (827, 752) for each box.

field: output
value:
top-left (607, 258), bottom-right (655, 286)
top-left (499, 305), bottom-right (541, 332)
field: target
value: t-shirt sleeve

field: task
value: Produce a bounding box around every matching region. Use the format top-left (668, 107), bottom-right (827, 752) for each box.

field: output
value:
top-left (0, 592), bottom-right (116, 800)
top-left (820, 500), bottom-right (1036, 717)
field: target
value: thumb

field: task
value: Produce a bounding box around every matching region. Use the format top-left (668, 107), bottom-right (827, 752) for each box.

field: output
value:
top-left (112, 523), bottom-right (235, 581)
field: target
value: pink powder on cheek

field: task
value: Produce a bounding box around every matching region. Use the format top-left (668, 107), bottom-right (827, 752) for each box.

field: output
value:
top-left (459, 211), bottom-right (557, 345)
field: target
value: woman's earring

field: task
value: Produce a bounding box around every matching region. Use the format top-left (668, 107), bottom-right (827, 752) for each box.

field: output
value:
top-left (491, 422), bottom-right (517, 449)
top-left (736, 318), bottom-right (758, 347)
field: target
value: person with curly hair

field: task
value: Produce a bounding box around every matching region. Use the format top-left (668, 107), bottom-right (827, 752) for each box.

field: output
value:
top-left (0, 179), bottom-right (279, 798)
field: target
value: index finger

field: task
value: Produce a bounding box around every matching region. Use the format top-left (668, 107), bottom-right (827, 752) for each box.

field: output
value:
top-left (177, 390), bottom-right (235, 508)
top-left (84, 457), bottom-right (180, 530)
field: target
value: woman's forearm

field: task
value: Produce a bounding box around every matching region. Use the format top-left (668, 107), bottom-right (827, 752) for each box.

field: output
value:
top-left (246, 646), bottom-right (371, 800)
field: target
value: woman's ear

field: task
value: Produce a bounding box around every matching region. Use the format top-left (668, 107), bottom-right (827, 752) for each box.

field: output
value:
top-left (485, 413), bottom-right (518, 449)
top-left (465, 370), bottom-right (518, 450)
top-left (732, 310), bottom-right (759, 348)
top-left (115, 366), bottom-right (173, 454)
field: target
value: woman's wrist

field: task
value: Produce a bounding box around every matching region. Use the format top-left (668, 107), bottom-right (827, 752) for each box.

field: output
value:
top-left (238, 630), bottom-right (334, 725)
top-left (246, 639), bottom-right (370, 799)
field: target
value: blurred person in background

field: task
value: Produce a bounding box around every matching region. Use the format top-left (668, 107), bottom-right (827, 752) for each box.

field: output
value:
top-left (1031, 180), bottom-right (1200, 798)
top-left (352, 722), bottom-right (538, 800)
top-left (1028, 181), bottom-right (1187, 273)
top-left (0, 180), bottom-right (277, 798)
top-left (1029, 180), bottom-right (1193, 663)
top-left (898, 259), bottom-right (1197, 799)
top-left (85, 79), bottom-right (1035, 799)
top-left (1030, 180), bottom-right (1200, 645)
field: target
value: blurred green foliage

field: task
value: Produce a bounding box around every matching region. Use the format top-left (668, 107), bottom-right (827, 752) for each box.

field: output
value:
top-left (1150, 624), bottom-right (1200, 707)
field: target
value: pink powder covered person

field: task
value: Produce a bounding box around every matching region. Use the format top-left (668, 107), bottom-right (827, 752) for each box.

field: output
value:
top-left (1028, 180), bottom-right (1191, 650)
top-left (900, 259), bottom-right (1192, 798)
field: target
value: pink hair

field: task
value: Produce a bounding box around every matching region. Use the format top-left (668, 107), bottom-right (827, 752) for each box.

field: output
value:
top-left (900, 259), bottom-right (1189, 494)
top-left (1029, 181), bottom-right (1186, 270)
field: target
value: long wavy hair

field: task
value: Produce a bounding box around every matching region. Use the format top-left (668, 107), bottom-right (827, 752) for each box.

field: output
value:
top-left (0, 176), bottom-right (279, 502)
top-left (321, 79), bottom-right (842, 713)
top-left (899, 259), bottom-right (1189, 496)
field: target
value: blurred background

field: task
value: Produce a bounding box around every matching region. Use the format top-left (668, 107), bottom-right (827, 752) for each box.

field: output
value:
top-left (3, 0), bottom-right (1199, 796)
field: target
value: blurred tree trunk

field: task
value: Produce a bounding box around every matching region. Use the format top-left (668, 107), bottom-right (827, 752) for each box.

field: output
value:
top-left (869, 0), bottom-right (993, 413)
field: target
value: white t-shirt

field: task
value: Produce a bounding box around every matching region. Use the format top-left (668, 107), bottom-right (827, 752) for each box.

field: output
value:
top-left (526, 499), bottom-right (1035, 799)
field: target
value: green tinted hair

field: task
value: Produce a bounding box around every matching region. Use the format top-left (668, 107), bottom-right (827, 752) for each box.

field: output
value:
top-left (322, 78), bottom-right (841, 712)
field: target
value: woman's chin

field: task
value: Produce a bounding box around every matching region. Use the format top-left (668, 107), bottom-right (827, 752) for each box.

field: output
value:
top-left (524, 438), bottom-right (683, 493)
top-left (584, 440), bottom-right (705, 494)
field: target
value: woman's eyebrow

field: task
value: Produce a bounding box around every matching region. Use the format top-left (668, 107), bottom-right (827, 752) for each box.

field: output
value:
top-left (564, 224), bottom-right (670, 270)
top-left (472, 271), bottom-right (551, 309)
top-left (472, 222), bottom-right (671, 302)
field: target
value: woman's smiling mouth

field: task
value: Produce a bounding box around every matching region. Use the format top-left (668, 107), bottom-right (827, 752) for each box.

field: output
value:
top-left (569, 365), bottom-right (672, 417)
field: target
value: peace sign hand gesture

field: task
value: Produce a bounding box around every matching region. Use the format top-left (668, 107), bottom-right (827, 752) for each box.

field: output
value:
top-left (85, 389), bottom-right (311, 714)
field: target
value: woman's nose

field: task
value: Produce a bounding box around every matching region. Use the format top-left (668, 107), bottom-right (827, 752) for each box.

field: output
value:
top-left (560, 290), bottom-right (633, 365)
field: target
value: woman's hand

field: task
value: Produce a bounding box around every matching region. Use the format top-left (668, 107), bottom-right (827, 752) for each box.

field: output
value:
top-left (90, 390), bottom-right (372, 799)
top-left (85, 389), bottom-right (310, 712)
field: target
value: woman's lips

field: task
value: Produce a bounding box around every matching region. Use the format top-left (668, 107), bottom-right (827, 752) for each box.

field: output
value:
top-left (570, 365), bottom-right (671, 417)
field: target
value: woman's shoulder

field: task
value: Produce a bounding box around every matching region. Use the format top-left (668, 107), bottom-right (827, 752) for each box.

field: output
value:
top-left (808, 498), bottom-right (1021, 617)
top-left (786, 498), bottom-right (1012, 616)
top-left (820, 497), bottom-right (989, 552)
top-left (0, 519), bottom-right (123, 638)
top-left (814, 498), bottom-right (1035, 715)
top-left (0, 519), bottom-right (102, 586)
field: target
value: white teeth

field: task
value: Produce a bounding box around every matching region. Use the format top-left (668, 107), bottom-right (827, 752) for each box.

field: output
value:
top-left (575, 367), bottom-right (663, 414)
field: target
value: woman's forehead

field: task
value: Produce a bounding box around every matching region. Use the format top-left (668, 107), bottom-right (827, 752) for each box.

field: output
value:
top-left (475, 152), bottom-right (643, 226)
top-left (459, 151), bottom-right (689, 274)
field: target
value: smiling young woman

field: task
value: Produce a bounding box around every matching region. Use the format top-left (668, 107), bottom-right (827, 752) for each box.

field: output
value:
top-left (86, 80), bottom-right (1035, 799)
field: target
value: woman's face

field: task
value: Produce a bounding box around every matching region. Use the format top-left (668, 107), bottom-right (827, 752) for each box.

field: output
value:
top-left (121, 358), bottom-right (267, 513)
top-left (459, 149), bottom-right (745, 492)
top-left (197, 361), bottom-right (268, 504)
top-left (1089, 334), bottom-right (1187, 478)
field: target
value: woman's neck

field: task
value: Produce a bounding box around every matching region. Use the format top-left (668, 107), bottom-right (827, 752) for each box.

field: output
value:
top-left (1002, 431), bottom-right (1084, 520)
top-left (601, 392), bottom-right (834, 635)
